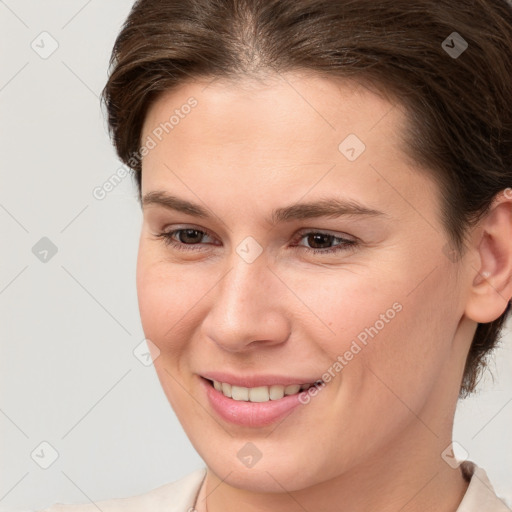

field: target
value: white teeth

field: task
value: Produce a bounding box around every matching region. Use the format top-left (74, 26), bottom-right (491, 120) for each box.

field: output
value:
top-left (284, 384), bottom-right (301, 395)
top-left (221, 382), bottom-right (232, 398)
top-left (231, 385), bottom-right (249, 401)
top-left (211, 380), bottom-right (319, 402)
top-left (249, 386), bottom-right (270, 402)
top-left (269, 384), bottom-right (284, 400)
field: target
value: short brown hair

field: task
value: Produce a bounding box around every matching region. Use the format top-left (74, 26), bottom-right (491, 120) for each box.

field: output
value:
top-left (101, 0), bottom-right (512, 397)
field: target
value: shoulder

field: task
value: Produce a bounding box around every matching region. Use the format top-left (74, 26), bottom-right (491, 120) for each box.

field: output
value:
top-left (457, 461), bottom-right (511, 511)
top-left (36, 467), bottom-right (207, 512)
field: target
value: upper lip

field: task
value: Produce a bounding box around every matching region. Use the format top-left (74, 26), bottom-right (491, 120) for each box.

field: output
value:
top-left (200, 371), bottom-right (323, 388)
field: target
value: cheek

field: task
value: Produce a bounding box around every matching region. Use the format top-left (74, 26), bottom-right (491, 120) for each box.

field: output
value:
top-left (279, 265), bottom-right (405, 356)
top-left (293, 262), bottom-right (457, 402)
top-left (136, 246), bottom-right (194, 352)
top-left (135, 249), bottom-right (206, 415)
top-left (352, 268), bottom-right (459, 414)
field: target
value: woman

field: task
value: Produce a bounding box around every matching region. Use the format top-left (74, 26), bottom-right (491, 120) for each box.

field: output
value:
top-left (40, 0), bottom-right (512, 510)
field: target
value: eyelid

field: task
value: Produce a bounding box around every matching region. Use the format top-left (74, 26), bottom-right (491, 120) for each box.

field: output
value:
top-left (293, 227), bottom-right (356, 241)
top-left (161, 223), bottom-right (215, 237)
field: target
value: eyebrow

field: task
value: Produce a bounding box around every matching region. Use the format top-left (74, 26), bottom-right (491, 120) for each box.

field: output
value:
top-left (142, 190), bottom-right (387, 224)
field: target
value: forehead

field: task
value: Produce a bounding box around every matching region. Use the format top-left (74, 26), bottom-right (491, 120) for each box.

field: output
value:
top-left (138, 72), bottom-right (438, 223)
top-left (141, 72), bottom-right (408, 164)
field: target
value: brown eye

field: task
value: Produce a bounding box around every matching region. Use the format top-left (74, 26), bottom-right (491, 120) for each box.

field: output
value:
top-left (294, 231), bottom-right (358, 255)
top-left (305, 233), bottom-right (336, 249)
top-left (155, 227), bottom-right (216, 250)
top-left (175, 229), bottom-right (205, 244)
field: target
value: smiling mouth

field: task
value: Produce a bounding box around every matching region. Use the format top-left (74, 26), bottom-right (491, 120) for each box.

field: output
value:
top-left (205, 378), bottom-right (323, 402)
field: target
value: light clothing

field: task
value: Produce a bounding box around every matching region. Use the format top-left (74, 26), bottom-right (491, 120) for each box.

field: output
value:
top-left (38, 460), bottom-right (511, 511)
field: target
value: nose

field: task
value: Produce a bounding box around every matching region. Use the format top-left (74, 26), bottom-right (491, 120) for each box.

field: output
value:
top-left (201, 246), bottom-right (291, 353)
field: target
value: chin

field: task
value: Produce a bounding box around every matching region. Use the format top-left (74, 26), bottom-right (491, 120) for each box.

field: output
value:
top-left (208, 462), bottom-right (317, 493)
top-left (198, 441), bottom-right (348, 493)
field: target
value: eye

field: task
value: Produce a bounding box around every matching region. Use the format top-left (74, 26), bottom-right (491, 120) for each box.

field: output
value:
top-left (154, 227), bottom-right (358, 255)
top-left (155, 227), bottom-right (217, 251)
top-left (292, 230), bottom-right (358, 255)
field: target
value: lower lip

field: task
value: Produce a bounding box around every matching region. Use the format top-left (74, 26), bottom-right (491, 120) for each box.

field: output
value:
top-left (200, 377), bottom-right (306, 427)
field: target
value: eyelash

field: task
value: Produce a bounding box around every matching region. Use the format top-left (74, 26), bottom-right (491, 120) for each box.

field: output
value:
top-left (154, 227), bottom-right (358, 255)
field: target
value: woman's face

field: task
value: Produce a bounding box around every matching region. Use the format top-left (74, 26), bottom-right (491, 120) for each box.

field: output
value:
top-left (137, 73), bottom-right (474, 491)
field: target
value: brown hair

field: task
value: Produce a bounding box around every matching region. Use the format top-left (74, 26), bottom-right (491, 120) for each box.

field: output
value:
top-left (101, 0), bottom-right (512, 397)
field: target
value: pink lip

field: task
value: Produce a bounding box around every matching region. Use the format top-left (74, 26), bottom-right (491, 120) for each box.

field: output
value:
top-left (200, 376), bottom-right (307, 427)
top-left (200, 371), bottom-right (322, 388)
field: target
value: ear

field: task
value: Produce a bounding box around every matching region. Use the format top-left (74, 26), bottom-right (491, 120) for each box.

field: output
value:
top-left (464, 188), bottom-right (512, 323)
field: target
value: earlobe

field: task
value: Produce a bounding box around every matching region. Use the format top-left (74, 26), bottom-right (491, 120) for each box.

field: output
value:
top-left (464, 191), bottom-right (512, 324)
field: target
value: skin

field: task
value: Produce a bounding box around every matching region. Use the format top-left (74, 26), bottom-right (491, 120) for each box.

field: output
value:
top-left (136, 72), bottom-right (512, 512)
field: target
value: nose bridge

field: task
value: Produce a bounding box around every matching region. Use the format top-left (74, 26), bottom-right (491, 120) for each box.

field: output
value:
top-left (225, 246), bottom-right (266, 310)
top-left (204, 242), bottom-right (290, 351)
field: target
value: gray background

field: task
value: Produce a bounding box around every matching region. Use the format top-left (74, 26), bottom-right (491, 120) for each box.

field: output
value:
top-left (0, 1), bottom-right (511, 510)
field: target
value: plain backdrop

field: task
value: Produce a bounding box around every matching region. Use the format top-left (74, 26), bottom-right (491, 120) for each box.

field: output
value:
top-left (0, 1), bottom-right (511, 510)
